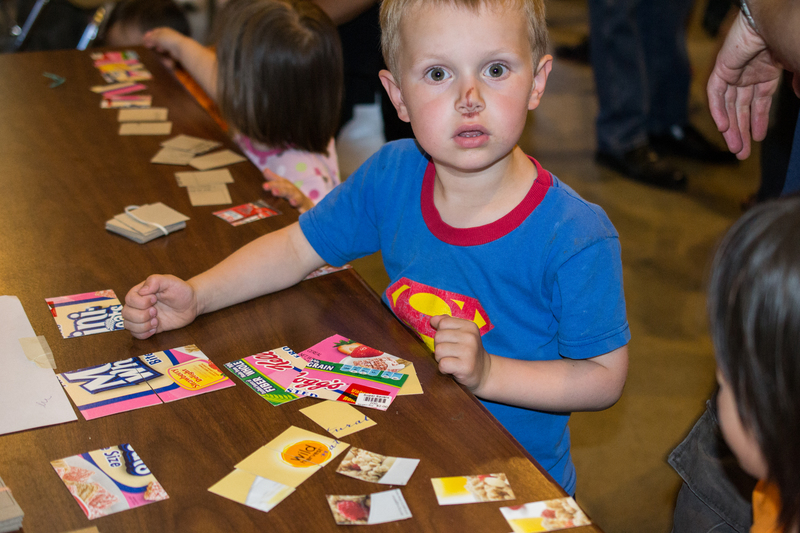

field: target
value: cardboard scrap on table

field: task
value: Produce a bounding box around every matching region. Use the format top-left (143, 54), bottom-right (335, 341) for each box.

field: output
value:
top-left (500, 497), bottom-right (591, 532)
top-left (119, 122), bottom-right (172, 136)
top-left (106, 202), bottom-right (189, 244)
top-left (174, 169), bottom-right (233, 206)
top-left (161, 134), bottom-right (221, 155)
top-left (117, 107), bottom-right (168, 122)
top-left (151, 146), bottom-right (195, 166)
top-left (213, 200), bottom-right (280, 227)
top-left (335, 447), bottom-right (419, 486)
top-left (45, 290), bottom-right (123, 339)
top-left (431, 473), bottom-right (515, 505)
top-left (300, 401), bottom-right (376, 438)
top-left (326, 489), bottom-right (412, 525)
top-left (0, 475), bottom-right (24, 533)
top-left (51, 443), bottom-right (168, 520)
top-left (209, 426), bottom-right (348, 514)
top-left (57, 344), bottom-right (234, 420)
top-left (188, 149), bottom-right (247, 170)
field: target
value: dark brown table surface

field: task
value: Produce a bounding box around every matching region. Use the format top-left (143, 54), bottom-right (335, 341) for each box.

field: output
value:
top-left (0, 48), bottom-right (601, 533)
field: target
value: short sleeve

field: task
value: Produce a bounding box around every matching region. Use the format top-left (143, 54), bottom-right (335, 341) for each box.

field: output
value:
top-left (553, 238), bottom-right (630, 359)
top-left (299, 150), bottom-right (383, 266)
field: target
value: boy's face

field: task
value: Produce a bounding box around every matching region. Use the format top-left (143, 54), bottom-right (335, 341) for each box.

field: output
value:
top-left (379, 3), bottom-right (551, 176)
top-left (716, 368), bottom-right (768, 480)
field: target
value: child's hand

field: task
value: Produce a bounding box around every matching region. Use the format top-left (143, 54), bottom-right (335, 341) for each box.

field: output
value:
top-left (263, 168), bottom-right (315, 213)
top-left (142, 27), bottom-right (189, 69)
top-left (122, 274), bottom-right (199, 339)
top-left (430, 315), bottom-right (492, 392)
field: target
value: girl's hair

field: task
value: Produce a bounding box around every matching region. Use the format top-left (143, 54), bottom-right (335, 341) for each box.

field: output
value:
top-left (709, 195), bottom-right (800, 529)
top-left (379, 0), bottom-right (548, 83)
top-left (214, 0), bottom-right (342, 154)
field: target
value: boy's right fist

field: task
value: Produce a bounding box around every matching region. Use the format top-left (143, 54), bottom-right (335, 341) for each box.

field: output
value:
top-left (122, 274), bottom-right (198, 339)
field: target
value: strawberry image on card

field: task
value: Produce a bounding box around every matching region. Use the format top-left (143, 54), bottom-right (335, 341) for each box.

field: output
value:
top-left (300, 334), bottom-right (411, 373)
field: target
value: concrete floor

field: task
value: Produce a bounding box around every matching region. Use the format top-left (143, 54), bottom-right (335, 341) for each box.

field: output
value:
top-left (340, 1), bottom-right (760, 531)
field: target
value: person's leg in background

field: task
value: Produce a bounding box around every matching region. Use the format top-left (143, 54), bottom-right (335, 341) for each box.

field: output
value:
top-left (644, 0), bottom-right (737, 163)
top-left (588, 0), bottom-right (687, 189)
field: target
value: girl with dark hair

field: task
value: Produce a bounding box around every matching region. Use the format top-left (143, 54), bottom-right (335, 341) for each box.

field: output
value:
top-left (707, 195), bottom-right (800, 533)
top-left (144, 0), bottom-right (343, 213)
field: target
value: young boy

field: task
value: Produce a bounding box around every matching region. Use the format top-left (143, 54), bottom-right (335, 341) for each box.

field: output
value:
top-left (122, 0), bottom-right (630, 495)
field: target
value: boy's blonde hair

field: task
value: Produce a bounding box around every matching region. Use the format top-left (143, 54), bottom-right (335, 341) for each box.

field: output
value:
top-left (380, 0), bottom-right (548, 81)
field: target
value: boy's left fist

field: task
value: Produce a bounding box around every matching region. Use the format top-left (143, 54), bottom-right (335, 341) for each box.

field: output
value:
top-left (430, 315), bottom-right (491, 392)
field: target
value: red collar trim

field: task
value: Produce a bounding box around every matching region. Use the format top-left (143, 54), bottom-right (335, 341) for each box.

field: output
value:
top-left (421, 156), bottom-right (552, 246)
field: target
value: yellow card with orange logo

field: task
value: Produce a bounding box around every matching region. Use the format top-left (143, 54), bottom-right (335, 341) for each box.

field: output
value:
top-left (234, 426), bottom-right (349, 488)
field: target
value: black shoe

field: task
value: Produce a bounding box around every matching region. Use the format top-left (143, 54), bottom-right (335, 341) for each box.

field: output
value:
top-left (650, 124), bottom-right (738, 163)
top-left (596, 145), bottom-right (688, 190)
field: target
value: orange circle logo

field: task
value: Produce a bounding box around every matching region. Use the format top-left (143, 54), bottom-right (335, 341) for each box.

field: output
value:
top-left (281, 440), bottom-right (331, 468)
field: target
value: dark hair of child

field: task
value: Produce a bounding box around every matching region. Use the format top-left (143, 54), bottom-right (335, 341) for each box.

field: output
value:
top-left (103, 0), bottom-right (191, 40)
top-left (212, 0), bottom-right (342, 155)
top-left (708, 194), bottom-right (800, 530)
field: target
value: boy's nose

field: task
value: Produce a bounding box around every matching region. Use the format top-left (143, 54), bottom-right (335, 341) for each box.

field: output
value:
top-left (456, 86), bottom-right (484, 115)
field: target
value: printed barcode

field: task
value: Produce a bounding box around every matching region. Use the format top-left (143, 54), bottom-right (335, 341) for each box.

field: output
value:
top-left (361, 394), bottom-right (389, 404)
top-left (355, 393), bottom-right (391, 410)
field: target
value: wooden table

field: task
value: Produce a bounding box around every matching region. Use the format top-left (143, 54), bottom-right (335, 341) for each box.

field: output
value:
top-left (0, 48), bottom-right (600, 532)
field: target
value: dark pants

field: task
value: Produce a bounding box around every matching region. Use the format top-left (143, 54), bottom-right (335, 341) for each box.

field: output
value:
top-left (588, 0), bottom-right (693, 154)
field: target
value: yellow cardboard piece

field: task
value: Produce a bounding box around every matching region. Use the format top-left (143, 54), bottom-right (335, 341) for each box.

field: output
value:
top-left (235, 426), bottom-right (348, 487)
top-left (397, 364), bottom-right (423, 396)
top-left (208, 469), bottom-right (294, 513)
top-left (299, 401), bottom-right (376, 438)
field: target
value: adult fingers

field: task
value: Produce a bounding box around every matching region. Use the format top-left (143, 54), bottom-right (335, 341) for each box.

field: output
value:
top-left (707, 72), bottom-right (731, 133)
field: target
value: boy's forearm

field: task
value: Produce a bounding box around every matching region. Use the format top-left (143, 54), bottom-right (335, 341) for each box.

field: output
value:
top-left (189, 222), bottom-right (325, 315)
top-left (473, 345), bottom-right (629, 412)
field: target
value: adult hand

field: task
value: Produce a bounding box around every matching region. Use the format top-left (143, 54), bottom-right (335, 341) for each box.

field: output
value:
top-left (430, 315), bottom-right (491, 392)
top-left (707, 11), bottom-right (783, 159)
top-left (122, 274), bottom-right (199, 339)
top-left (263, 168), bottom-right (315, 213)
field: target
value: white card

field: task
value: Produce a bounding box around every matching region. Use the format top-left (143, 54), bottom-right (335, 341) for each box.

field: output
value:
top-left (189, 149), bottom-right (247, 170)
top-left (151, 147), bottom-right (195, 165)
top-left (175, 169), bottom-right (234, 187)
top-left (186, 183), bottom-right (232, 206)
top-left (118, 107), bottom-right (168, 122)
top-left (119, 122), bottom-right (173, 135)
top-left (160, 134), bottom-right (222, 154)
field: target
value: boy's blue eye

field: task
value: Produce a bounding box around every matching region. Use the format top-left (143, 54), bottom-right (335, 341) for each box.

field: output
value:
top-left (485, 63), bottom-right (507, 78)
top-left (426, 67), bottom-right (449, 82)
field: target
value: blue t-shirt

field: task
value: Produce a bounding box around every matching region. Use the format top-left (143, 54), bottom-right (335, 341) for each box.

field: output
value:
top-left (300, 140), bottom-right (630, 494)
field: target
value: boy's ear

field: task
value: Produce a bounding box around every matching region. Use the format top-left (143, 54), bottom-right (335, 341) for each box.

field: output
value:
top-left (528, 55), bottom-right (553, 111)
top-left (379, 69), bottom-right (411, 123)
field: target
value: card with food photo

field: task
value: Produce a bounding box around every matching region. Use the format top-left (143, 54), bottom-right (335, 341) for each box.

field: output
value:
top-left (431, 473), bottom-right (515, 505)
top-left (51, 444), bottom-right (167, 520)
top-left (326, 489), bottom-right (411, 525)
top-left (336, 447), bottom-right (419, 485)
top-left (299, 334), bottom-right (411, 372)
top-left (500, 497), bottom-right (591, 532)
